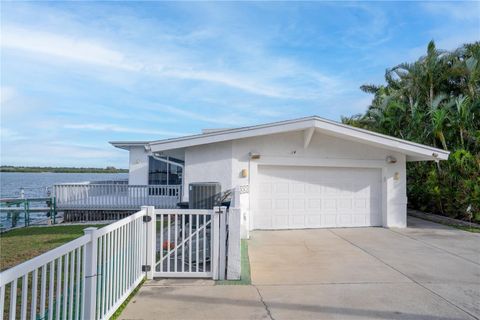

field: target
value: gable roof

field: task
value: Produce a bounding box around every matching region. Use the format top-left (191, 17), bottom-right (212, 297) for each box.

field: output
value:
top-left (110, 116), bottom-right (449, 161)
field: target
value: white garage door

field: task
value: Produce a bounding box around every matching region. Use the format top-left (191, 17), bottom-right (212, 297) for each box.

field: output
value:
top-left (254, 166), bottom-right (382, 229)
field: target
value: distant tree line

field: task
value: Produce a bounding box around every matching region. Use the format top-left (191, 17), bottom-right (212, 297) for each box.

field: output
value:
top-left (342, 41), bottom-right (480, 223)
top-left (0, 166), bottom-right (128, 173)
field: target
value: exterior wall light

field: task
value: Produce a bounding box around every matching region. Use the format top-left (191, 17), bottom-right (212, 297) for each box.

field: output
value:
top-left (249, 152), bottom-right (261, 160)
top-left (241, 169), bottom-right (248, 178)
top-left (386, 156), bottom-right (397, 164)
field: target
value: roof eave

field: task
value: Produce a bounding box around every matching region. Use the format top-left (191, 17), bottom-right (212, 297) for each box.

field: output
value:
top-left (312, 119), bottom-right (450, 161)
top-left (109, 141), bottom-right (149, 150)
top-left (148, 118), bottom-right (316, 152)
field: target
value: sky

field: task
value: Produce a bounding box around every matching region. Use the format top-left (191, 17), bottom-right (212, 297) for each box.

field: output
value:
top-left (1, 1), bottom-right (479, 168)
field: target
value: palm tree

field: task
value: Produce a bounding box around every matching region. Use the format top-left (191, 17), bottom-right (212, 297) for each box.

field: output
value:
top-left (451, 96), bottom-right (475, 148)
top-left (430, 108), bottom-right (449, 150)
top-left (421, 41), bottom-right (447, 109)
top-left (346, 41), bottom-right (480, 221)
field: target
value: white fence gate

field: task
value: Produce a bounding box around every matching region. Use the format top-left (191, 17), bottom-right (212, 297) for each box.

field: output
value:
top-left (142, 207), bottom-right (231, 280)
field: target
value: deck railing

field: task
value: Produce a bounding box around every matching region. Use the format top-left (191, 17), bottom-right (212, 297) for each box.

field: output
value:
top-left (54, 183), bottom-right (182, 210)
top-left (0, 208), bottom-right (148, 320)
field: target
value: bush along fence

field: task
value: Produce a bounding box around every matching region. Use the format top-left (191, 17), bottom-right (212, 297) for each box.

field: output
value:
top-left (0, 205), bottom-right (241, 319)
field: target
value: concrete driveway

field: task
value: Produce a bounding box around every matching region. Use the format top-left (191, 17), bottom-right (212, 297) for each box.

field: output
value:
top-left (120, 217), bottom-right (480, 320)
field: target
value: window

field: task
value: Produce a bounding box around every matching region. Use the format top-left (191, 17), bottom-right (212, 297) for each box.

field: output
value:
top-left (148, 156), bottom-right (183, 185)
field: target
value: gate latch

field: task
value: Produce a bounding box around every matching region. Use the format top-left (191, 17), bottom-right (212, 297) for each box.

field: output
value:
top-left (143, 215), bottom-right (152, 223)
top-left (142, 265), bottom-right (151, 272)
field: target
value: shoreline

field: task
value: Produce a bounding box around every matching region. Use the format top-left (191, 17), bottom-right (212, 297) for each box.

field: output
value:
top-left (1, 167), bottom-right (128, 174)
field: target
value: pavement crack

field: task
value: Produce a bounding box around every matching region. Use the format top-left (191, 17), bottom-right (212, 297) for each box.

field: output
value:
top-left (388, 228), bottom-right (480, 266)
top-left (253, 285), bottom-right (275, 320)
top-left (328, 229), bottom-right (480, 320)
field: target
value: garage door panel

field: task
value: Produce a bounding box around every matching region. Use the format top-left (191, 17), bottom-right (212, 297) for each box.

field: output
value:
top-left (274, 199), bottom-right (289, 210)
top-left (323, 215), bottom-right (337, 227)
top-left (254, 166), bottom-right (382, 229)
top-left (258, 199), bottom-right (272, 210)
top-left (306, 184), bottom-right (321, 193)
top-left (307, 199), bottom-right (321, 209)
top-left (259, 182), bottom-right (273, 194)
top-left (323, 199), bottom-right (337, 212)
top-left (292, 199), bottom-right (305, 210)
top-left (292, 183), bottom-right (306, 193)
top-left (353, 215), bottom-right (367, 225)
top-left (338, 215), bottom-right (352, 226)
top-left (337, 198), bottom-right (352, 210)
top-left (289, 216), bottom-right (305, 228)
top-left (306, 215), bottom-right (321, 225)
top-left (274, 183), bottom-right (289, 193)
top-left (273, 215), bottom-right (289, 229)
top-left (353, 198), bottom-right (367, 210)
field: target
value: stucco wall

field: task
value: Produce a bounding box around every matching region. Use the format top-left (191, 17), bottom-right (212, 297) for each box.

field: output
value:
top-left (183, 141), bottom-right (233, 201)
top-left (128, 146), bottom-right (149, 185)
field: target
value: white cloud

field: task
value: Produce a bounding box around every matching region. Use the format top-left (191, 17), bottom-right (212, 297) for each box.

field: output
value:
top-left (1, 26), bottom-right (140, 71)
top-left (1, 140), bottom-right (127, 167)
top-left (422, 2), bottom-right (480, 22)
top-left (0, 86), bottom-right (17, 104)
top-left (161, 69), bottom-right (291, 99)
top-left (0, 128), bottom-right (26, 141)
top-left (63, 123), bottom-right (191, 137)
top-left (1, 24), bottom-right (343, 100)
top-left (339, 3), bottom-right (392, 49)
top-left (155, 104), bottom-right (253, 126)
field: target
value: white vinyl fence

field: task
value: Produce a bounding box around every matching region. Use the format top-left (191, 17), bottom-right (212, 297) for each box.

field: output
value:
top-left (1, 204), bottom-right (242, 320)
top-left (0, 208), bottom-right (149, 320)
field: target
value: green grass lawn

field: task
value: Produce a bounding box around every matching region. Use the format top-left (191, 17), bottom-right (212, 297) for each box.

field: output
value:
top-left (216, 240), bottom-right (251, 285)
top-left (447, 224), bottom-right (480, 233)
top-left (0, 224), bottom-right (105, 271)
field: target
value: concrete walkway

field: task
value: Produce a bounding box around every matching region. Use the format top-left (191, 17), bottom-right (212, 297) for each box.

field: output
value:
top-left (120, 217), bottom-right (480, 320)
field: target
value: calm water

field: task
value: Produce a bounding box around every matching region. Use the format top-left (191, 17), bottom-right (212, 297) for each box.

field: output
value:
top-left (0, 172), bottom-right (128, 229)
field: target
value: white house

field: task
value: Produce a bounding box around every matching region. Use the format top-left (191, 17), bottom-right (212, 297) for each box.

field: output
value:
top-left (111, 116), bottom-right (449, 236)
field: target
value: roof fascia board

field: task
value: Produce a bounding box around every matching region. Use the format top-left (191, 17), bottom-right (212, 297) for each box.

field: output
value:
top-left (149, 119), bottom-right (316, 152)
top-left (121, 116), bottom-right (448, 161)
top-left (109, 141), bottom-right (148, 150)
top-left (313, 119), bottom-right (449, 160)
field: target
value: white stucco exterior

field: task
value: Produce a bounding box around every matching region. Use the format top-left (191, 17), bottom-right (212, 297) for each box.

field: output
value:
top-left (112, 116), bottom-right (448, 237)
top-left (184, 141), bottom-right (233, 201)
top-left (128, 146), bottom-right (149, 185)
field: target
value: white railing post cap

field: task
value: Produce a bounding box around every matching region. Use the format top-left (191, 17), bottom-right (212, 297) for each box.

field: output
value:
top-left (83, 227), bottom-right (98, 234)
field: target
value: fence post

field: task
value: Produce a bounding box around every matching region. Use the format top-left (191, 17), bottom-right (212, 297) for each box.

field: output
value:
top-left (232, 186), bottom-right (240, 208)
top-left (227, 208), bottom-right (241, 280)
top-left (218, 206), bottom-right (227, 280)
top-left (83, 227), bottom-right (99, 320)
top-left (212, 206), bottom-right (222, 280)
top-left (142, 206), bottom-right (156, 280)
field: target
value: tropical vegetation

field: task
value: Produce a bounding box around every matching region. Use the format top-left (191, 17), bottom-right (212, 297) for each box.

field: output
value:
top-left (342, 41), bottom-right (480, 223)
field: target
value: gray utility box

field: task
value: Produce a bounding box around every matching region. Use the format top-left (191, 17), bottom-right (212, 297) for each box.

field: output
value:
top-left (188, 182), bottom-right (222, 209)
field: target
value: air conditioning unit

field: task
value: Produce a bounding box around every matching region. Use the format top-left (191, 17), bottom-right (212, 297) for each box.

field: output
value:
top-left (188, 182), bottom-right (221, 209)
